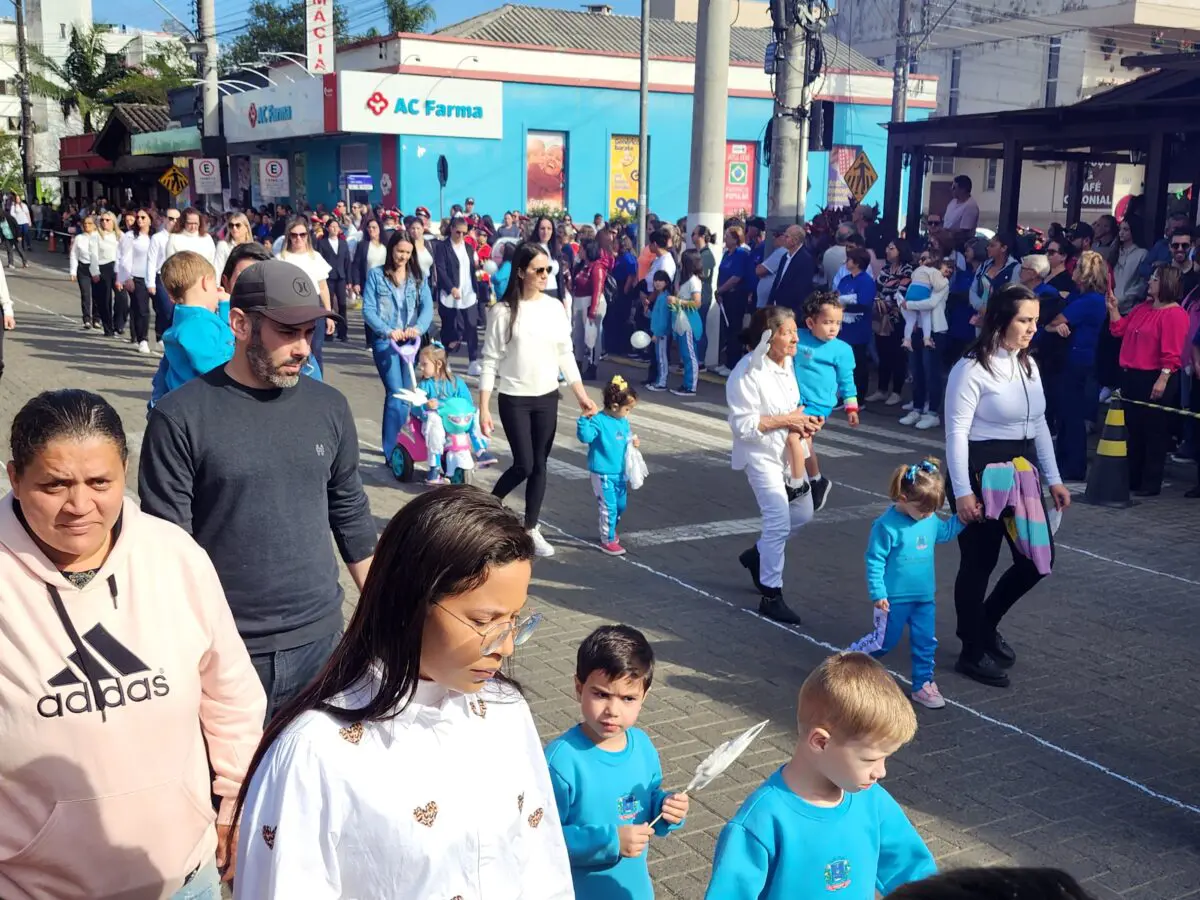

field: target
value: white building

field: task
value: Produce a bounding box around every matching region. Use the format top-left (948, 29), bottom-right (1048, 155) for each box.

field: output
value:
top-left (829, 0), bottom-right (1200, 227)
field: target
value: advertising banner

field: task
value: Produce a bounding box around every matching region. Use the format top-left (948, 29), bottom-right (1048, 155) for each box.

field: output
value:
top-left (305, 0), bottom-right (335, 73)
top-left (608, 134), bottom-right (640, 218)
top-left (526, 131), bottom-right (566, 211)
top-left (338, 72), bottom-right (502, 140)
top-left (724, 141), bottom-right (757, 216)
top-left (259, 158), bottom-right (290, 198)
top-left (223, 80), bottom-right (328, 143)
top-left (826, 144), bottom-right (863, 208)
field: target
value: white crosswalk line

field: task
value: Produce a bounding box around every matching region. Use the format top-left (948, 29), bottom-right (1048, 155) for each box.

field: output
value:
top-left (630, 401), bottom-right (860, 458)
top-left (621, 502), bottom-right (889, 547)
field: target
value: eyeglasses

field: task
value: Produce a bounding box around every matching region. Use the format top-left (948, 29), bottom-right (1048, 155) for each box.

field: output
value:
top-left (433, 603), bottom-right (542, 656)
top-left (289, 231), bottom-right (308, 239)
top-left (530, 266), bottom-right (552, 276)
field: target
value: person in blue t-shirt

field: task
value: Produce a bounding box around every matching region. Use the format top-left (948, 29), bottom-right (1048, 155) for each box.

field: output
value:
top-left (1045, 250), bottom-right (1109, 480)
top-left (716, 226), bottom-right (755, 374)
top-left (577, 376), bottom-right (640, 556)
top-left (545, 625), bottom-right (689, 900)
top-left (706, 652), bottom-right (935, 899)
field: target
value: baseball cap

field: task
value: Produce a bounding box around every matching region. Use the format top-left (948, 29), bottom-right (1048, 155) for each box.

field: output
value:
top-left (1068, 222), bottom-right (1094, 241)
top-left (415, 205), bottom-right (431, 218)
top-left (230, 260), bottom-right (343, 326)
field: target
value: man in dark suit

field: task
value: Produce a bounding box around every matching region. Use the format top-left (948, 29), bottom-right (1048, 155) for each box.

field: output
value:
top-left (316, 218), bottom-right (353, 341)
top-left (765, 223), bottom-right (816, 315)
top-left (433, 216), bottom-right (483, 373)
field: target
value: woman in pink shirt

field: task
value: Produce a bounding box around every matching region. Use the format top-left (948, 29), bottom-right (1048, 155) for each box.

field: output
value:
top-left (1107, 265), bottom-right (1190, 496)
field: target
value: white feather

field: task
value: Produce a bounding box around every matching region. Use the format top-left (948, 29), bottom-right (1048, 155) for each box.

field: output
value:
top-left (684, 720), bottom-right (770, 792)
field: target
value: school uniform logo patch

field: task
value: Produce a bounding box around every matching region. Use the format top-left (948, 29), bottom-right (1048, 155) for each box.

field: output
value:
top-left (824, 858), bottom-right (851, 890)
top-left (616, 793), bottom-right (642, 821)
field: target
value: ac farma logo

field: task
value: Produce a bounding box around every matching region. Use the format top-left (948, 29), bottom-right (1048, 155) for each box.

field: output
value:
top-left (38, 623), bottom-right (170, 719)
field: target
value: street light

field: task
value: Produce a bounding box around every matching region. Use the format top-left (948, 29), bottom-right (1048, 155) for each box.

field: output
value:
top-left (401, 54), bottom-right (422, 65)
top-left (260, 51), bottom-right (316, 77)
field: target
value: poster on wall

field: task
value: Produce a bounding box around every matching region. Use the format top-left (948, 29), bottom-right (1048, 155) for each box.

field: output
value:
top-left (526, 131), bottom-right (566, 212)
top-left (259, 158), bottom-right (290, 198)
top-left (724, 142), bottom-right (757, 216)
top-left (826, 144), bottom-right (863, 209)
top-left (609, 134), bottom-right (640, 218)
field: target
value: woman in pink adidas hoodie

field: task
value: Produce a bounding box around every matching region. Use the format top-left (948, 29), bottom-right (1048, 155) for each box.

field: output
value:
top-left (0, 389), bottom-right (266, 900)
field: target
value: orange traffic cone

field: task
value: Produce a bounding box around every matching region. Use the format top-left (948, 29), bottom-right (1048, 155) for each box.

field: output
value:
top-left (48, 231), bottom-right (56, 252)
top-left (1084, 393), bottom-right (1131, 508)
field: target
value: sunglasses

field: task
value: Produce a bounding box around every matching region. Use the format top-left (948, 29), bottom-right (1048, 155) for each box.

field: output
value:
top-left (530, 266), bottom-right (552, 276)
top-left (289, 232), bottom-right (308, 239)
top-left (927, 220), bottom-right (942, 227)
top-left (1171, 242), bottom-right (1191, 250)
top-left (231, 222), bottom-right (246, 228)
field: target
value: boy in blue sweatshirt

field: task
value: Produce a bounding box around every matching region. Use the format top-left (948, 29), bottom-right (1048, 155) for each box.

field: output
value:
top-left (789, 291), bottom-right (859, 510)
top-left (706, 652), bottom-right (936, 899)
top-left (545, 625), bottom-right (689, 900)
top-left (849, 458), bottom-right (965, 709)
top-left (150, 251), bottom-right (232, 406)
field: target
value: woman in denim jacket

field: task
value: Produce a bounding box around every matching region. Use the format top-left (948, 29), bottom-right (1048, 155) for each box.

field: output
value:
top-left (363, 230), bottom-right (434, 456)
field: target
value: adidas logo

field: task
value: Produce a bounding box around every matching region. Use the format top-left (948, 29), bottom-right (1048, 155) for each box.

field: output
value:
top-left (38, 624), bottom-right (170, 719)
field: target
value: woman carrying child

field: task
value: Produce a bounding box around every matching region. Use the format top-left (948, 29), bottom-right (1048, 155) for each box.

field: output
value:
top-left (577, 376), bottom-right (640, 556)
top-left (413, 341), bottom-right (498, 485)
top-left (848, 458), bottom-right (964, 709)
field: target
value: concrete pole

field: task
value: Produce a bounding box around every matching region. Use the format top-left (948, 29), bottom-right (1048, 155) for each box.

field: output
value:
top-left (199, 0), bottom-right (220, 142)
top-left (891, 0), bottom-right (911, 124)
top-left (14, 0), bottom-right (35, 202)
top-left (765, 14), bottom-right (811, 233)
top-left (636, 0), bottom-right (650, 252)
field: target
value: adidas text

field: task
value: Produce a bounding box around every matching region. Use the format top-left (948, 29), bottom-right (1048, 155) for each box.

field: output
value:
top-left (38, 674), bottom-right (170, 718)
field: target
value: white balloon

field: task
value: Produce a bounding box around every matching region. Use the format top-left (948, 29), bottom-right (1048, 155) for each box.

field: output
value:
top-left (483, 260), bottom-right (498, 275)
top-left (630, 330), bottom-right (652, 350)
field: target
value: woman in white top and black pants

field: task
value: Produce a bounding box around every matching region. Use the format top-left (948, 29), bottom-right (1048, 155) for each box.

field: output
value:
top-left (945, 283), bottom-right (1071, 688)
top-left (479, 242), bottom-right (598, 557)
top-left (117, 207), bottom-right (154, 353)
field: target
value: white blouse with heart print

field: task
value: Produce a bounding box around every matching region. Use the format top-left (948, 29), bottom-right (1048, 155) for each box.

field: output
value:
top-left (234, 672), bottom-right (574, 900)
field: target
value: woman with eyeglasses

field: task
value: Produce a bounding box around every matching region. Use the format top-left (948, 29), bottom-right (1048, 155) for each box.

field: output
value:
top-left (232, 486), bottom-right (572, 899)
top-left (117, 207), bottom-right (155, 354)
top-left (68, 215), bottom-right (100, 330)
top-left (278, 215), bottom-right (336, 371)
top-left (213, 212), bottom-right (253, 281)
top-left (166, 207), bottom-right (217, 267)
top-left (89, 212), bottom-right (122, 337)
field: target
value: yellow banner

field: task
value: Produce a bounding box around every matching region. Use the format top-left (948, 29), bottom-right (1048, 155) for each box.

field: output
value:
top-left (609, 135), bottom-right (640, 218)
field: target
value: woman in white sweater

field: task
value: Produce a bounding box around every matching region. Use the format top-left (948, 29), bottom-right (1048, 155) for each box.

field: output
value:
top-left (117, 208), bottom-right (154, 354)
top-left (165, 207), bottom-right (217, 266)
top-left (479, 242), bottom-right (598, 557)
top-left (68, 215), bottom-right (99, 329)
top-left (213, 211), bottom-right (253, 279)
top-left (89, 212), bottom-right (121, 336)
top-left (945, 282), bottom-right (1070, 690)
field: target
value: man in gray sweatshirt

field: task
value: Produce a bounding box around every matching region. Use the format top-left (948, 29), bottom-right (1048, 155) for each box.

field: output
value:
top-left (139, 259), bottom-right (376, 719)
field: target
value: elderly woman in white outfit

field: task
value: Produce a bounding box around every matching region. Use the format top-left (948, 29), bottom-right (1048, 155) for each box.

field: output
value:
top-left (726, 306), bottom-right (824, 624)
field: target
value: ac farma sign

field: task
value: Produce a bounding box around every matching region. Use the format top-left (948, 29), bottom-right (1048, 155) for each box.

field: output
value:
top-left (339, 72), bottom-right (502, 140)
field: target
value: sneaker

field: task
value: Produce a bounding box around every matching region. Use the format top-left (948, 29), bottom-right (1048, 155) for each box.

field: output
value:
top-left (467, 360), bottom-right (482, 377)
top-left (424, 471), bottom-right (448, 486)
top-left (529, 526), bottom-right (555, 558)
top-left (475, 451), bottom-right (499, 467)
top-left (1170, 452), bottom-right (1196, 465)
top-left (899, 410), bottom-right (922, 426)
top-left (1099, 386), bottom-right (1113, 404)
top-left (670, 388), bottom-right (697, 397)
top-left (599, 540), bottom-right (626, 556)
top-left (81, 321), bottom-right (91, 330)
top-left (915, 412), bottom-right (941, 430)
top-left (810, 475), bottom-right (832, 512)
top-left (713, 365), bottom-right (732, 377)
top-left (646, 384), bottom-right (667, 392)
top-left (137, 340), bottom-right (151, 354)
top-left (901, 400), bottom-right (915, 411)
top-left (885, 392), bottom-right (903, 406)
top-left (864, 390), bottom-right (888, 403)
top-left (91, 318), bottom-right (102, 329)
top-left (912, 682), bottom-right (946, 709)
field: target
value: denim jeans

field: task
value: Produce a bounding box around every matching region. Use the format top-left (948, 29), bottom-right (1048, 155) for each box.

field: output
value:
top-left (250, 630), bottom-right (341, 723)
top-left (371, 342), bottom-right (412, 455)
top-left (1055, 360), bottom-right (1091, 481)
top-left (910, 329), bottom-right (946, 415)
top-left (169, 860), bottom-right (220, 900)
top-left (153, 280), bottom-right (174, 341)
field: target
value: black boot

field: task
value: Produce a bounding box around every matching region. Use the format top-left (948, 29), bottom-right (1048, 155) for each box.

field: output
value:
top-left (583, 363), bottom-right (598, 381)
top-left (985, 630), bottom-right (1016, 668)
top-left (954, 652), bottom-right (1010, 687)
top-left (758, 588), bottom-right (802, 625)
top-left (738, 546), bottom-right (766, 594)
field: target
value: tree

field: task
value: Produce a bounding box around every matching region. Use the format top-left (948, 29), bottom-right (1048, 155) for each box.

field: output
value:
top-left (109, 42), bottom-right (196, 106)
top-left (383, 0), bottom-right (434, 34)
top-left (26, 26), bottom-right (128, 132)
top-left (220, 0), bottom-right (353, 70)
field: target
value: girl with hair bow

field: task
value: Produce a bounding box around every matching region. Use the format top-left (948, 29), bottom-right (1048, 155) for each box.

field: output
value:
top-left (577, 375), bottom-right (641, 556)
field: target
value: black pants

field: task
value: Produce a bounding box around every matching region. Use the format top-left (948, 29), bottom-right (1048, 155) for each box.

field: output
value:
top-left (76, 276), bottom-right (93, 324)
top-left (1122, 367), bottom-right (1179, 494)
top-left (92, 273), bottom-right (114, 335)
top-left (329, 278), bottom-right (348, 340)
top-left (0, 322), bottom-right (5, 382)
top-left (493, 390), bottom-right (559, 529)
top-left (130, 277), bottom-right (151, 343)
top-left (111, 276), bottom-right (129, 336)
top-left (1095, 325), bottom-right (1122, 390)
top-left (874, 326), bottom-right (907, 395)
top-left (950, 438), bottom-right (1054, 661)
top-left (4, 237), bottom-right (26, 267)
top-left (439, 301), bottom-right (480, 360)
top-left (850, 343), bottom-right (871, 402)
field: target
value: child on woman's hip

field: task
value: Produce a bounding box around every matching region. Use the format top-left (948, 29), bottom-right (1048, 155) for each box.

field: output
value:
top-left (848, 457), bottom-right (965, 709)
top-left (577, 376), bottom-right (640, 556)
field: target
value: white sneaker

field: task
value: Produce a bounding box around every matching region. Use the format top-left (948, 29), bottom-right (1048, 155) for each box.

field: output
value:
top-left (137, 340), bottom-right (151, 354)
top-left (467, 359), bottom-right (482, 377)
top-left (898, 410), bottom-right (922, 426)
top-left (901, 400), bottom-right (915, 411)
top-left (915, 413), bottom-right (941, 430)
top-left (885, 392), bottom-right (903, 406)
top-left (529, 526), bottom-right (555, 558)
top-left (912, 681), bottom-right (946, 709)
top-left (864, 390), bottom-right (888, 403)
top-left (713, 365), bottom-right (732, 377)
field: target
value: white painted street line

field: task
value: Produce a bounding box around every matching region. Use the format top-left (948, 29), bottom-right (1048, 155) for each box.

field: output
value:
top-left (635, 402), bottom-right (860, 458)
top-left (12, 293), bottom-right (79, 324)
top-left (622, 503), bottom-right (889, 547)
top-left (810, 428), bottom-right (919, 455)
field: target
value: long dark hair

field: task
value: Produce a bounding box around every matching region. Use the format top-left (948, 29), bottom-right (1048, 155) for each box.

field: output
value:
top-left (532, 215), bottom-right (561, 258)
top-left (680, 248), bottom-right (703, 283)
top-left (967, 282), bottom-right (1038, 376)
top-left (383, 228), bottom-right (422, 285)
top-left (499, 242), bottom-right (549, 343)
top-left (227, 486), bottom-right (535, 858)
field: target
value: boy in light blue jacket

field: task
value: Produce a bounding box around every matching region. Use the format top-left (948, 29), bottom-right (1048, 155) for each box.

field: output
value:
top-left (150, 251), bottom-right (232, 406)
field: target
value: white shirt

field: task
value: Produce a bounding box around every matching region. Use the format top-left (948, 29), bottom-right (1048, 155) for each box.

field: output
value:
top-left (756, 246), bottom-right (787, 308)
top-left (147, 229), bottom-right (172, 289)
top-left (944, 348), bottom-right (1062, 494)
top-left (69, 232), bottom-right (95, 278)
top-left (213, 240), bottom-right (235, 281)
top-left (118, 231), bottom-right (152, 283)
top-left (679, 274), bottom-right (701, 304)
top-left (235, 673), bottom-right (573, 900)
top-left (279, 250), bottom-right (332, 291)
top-left (644, 251), bottom-right (676, 293)
top-left (821, 245), bottom-right (847, 288)
top-left (9, 202), bottom-right (29, 226)
top-left (443, 240), bottom-right (477, 310)
top-left (89, 231), bottom-right (119, 277)
top-left (166, 231), bottom-right (217, 266)
top-left (327, 236), bottom-right (339, 257)
top-left (415, 244), bottom-right (433, 282)
top-left (480, 293), bottom-right (580, 396)
top-left (0, 264), bottom-right (11, 315)
top-left (366, 241), bottom-right (387, 274)
top-left (726, 348), bottom-right (801, 472)
top-left (944, 195), bottom-right (980, 232)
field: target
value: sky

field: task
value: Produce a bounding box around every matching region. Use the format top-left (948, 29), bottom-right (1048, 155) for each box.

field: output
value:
top-left (115, 0), bottom-right (643, 45)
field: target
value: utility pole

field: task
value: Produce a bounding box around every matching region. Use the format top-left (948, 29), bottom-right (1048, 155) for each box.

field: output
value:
top-left (686, 0), bottom-right (730, 244)
top-left (636, 0), bottom-right (649, 252)
top-left (14, 0), bottom-right (35, 201)
top-left (891, 0), bottom-right (911, 123)
top-left (766, 1), bottom-right (825, 233)
top-left (197, 0), bottom-right (220, 142)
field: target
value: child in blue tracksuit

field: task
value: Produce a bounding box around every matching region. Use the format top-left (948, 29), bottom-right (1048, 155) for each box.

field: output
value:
top-left (848, 458), bottom-right (965, 710)
top-left (411, 342), bottom-right (496, 484)
top-left (788, 291), bottom-right (859, 510)
top-left (546, 625), bottom-right (689, 900)
top-left (706, 652), bottom-right (935, 899)
top-left (645, 270), bottom-right (676, 392)
top-left (651, 249), bottom-right (705, 395)
top-left (149, 251), bottom-right (233, 407)
top-left (577, 376), bottom-right (639, 556)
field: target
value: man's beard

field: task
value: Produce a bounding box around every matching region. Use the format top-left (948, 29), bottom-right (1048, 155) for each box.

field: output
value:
top-left (247, 321), bottom-right (304, 388)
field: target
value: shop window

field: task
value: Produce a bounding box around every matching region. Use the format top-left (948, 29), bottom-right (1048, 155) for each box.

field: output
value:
top-left (526, 131), bottom-right (567, 213)
top-left (929, 155), bottom-right (955, 176)
top-left (948, 49), bottom-right (962, 116)
top-left (985, 158), bottom-right (998, 192)
top-left (340, 143), bottom-right (369, 174)
top-left (1044, 37), bottom-right (1061, 107)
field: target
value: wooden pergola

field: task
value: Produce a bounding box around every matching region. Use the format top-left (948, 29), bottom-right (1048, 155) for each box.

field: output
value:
top-left (881, 65), bottom-right (1200, 248)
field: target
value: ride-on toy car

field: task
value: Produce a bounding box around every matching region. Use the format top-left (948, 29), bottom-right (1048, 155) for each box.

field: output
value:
top-left (386, 338), bottom-right (474, 484)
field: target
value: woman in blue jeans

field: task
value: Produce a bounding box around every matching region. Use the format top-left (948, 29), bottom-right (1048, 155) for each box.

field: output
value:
top-left (362, 230), bottom-right (434, 456)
